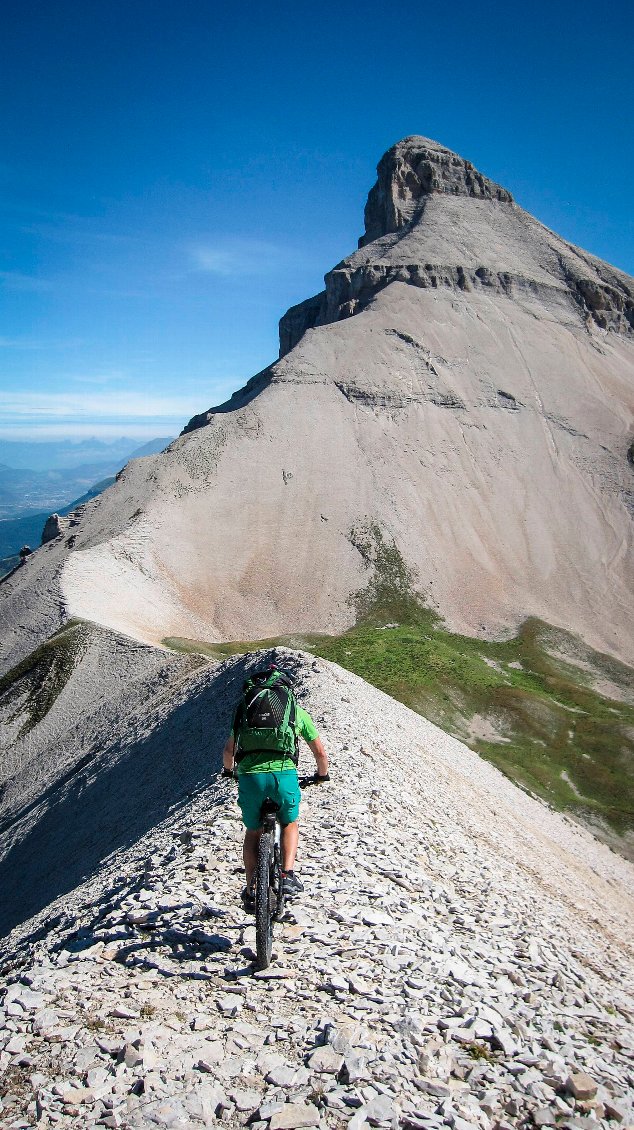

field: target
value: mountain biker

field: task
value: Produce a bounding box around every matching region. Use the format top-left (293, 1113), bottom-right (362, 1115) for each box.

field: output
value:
top-left (222, 663), bottom-right (329, 907)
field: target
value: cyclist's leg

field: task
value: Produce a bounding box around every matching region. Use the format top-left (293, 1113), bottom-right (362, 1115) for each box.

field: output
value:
top-left (238, 774), bottom-right (268, 888)
top-left (243, 829), bottom-right (261, 888)
top-left (281, 820), bottom-right (299, 871)
top-left (273, 770), bottom-right (301, 879)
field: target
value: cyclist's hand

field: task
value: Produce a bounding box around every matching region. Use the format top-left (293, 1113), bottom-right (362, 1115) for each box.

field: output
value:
top-left (221, 767), bottom-right (235, 779)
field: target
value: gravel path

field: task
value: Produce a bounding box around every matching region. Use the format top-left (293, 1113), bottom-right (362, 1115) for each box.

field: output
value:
top-left (1, 648), bottom-right (633, 1129)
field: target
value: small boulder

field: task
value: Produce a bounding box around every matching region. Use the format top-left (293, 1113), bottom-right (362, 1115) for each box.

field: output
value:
top-left (231, 1087), bottom-right (261, 1112)
top-left (566, 1072), bottom-right (598, 1101)
top-left (532, 1108), bottom-right (556, 1127)
top-left (269, 1102), bottom-right (320, 1129)
top-left (364, 1093), bottom-right (399, 1125)
top-left (119, 1042), bottom-right (143, 1069)
top-left (306, 1045), bottom-right (344, 1074)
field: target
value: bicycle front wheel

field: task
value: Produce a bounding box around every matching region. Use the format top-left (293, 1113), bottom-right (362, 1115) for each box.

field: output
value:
top-left (273, 839), bottom-right (285, 921)
top-left (255, 829), bottom-right (275, 970)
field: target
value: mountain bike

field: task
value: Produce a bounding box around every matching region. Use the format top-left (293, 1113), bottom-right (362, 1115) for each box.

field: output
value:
top-left (253, 774), bottom-right (327, 971)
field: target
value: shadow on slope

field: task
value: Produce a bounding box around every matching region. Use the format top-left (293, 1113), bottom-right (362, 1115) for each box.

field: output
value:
top-left (0, 650), bottom-right (252, 940)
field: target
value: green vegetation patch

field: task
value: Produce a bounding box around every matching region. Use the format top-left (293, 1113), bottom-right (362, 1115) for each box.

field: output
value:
top-left (313, 625), bottom-right (634, 837)
top-left (164, 526), bottom-right (634, 839)
top-left (0, 620), bottom-right (88, 738)
top-left (347, 522), bottom-right (440, 630)
top-left (162, 633), bottom-right (323, 662)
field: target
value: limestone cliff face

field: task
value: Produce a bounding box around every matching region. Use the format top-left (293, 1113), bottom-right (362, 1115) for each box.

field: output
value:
top-left (279, 137), bottom-right (634, 356)
top-left (359, 135), bottom-right (513, 245)
top-left (1, 136), bottom-right (633, 673)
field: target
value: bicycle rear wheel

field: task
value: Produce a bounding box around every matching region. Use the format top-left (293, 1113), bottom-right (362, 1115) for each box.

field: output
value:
top-left (255, 829), bottom-right (275, 969)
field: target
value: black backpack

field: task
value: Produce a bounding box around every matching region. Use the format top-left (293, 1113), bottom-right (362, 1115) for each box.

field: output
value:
top-left (233, 668), bottom-right (299, 763)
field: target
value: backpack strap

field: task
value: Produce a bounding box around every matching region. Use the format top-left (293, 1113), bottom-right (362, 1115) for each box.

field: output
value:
top-left (281, 689), bottom-right (299, 764)
top-left (233, 699), bottom-right (245, 762)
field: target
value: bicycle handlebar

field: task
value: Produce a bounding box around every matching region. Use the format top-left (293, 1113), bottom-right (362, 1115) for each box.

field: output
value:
top-left (299, 772), bottom-right (330, 787)
top-left (220, 769), bottom-right (330, 785)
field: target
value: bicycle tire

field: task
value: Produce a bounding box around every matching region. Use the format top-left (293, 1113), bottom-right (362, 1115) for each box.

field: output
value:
top-left (273, 840), bottom-right (285, 922)
top-left (255, 829), bottom-right (275, 969)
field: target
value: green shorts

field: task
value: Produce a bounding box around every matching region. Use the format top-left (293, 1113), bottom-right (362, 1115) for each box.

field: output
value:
top-left (237, 770), bottom-right (301, 831)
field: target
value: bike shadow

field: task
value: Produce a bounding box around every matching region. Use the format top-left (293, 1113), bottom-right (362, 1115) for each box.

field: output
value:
top-left (47, 866), bottom-right (254, 983)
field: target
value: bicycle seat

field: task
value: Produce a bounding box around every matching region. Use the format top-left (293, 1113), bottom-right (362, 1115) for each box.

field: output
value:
top-left (260, 796), bottom-right (280, 819)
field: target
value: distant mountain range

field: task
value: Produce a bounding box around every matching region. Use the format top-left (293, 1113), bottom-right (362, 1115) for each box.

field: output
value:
top-left (0, 437), bottom-right (173, 519)
top-left (0, 437), bottom-right (173, 573)
top-left (0, 436), bottom-right (171, 472)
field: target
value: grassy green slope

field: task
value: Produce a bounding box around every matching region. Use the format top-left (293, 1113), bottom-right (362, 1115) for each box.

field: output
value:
top-left (314, 619), bottom-right (634, 832)
top-left (0, 621), bottom-right (89, 738)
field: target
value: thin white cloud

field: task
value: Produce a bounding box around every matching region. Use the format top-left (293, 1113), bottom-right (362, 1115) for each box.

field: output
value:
top-left (18, 218), bottom-right (147, 248)
top-left (0, 376), bottom-right (242, 443)
top-left (0, 337), bottom-right (47, 350)
top-left (188, 237), bottom-right (292, 277)
top-left (0, 335), bottom-right (83, 351)
top-left (69, 371), bottom-right (128, 386)
top-left (0, 389), bottom-right (204, 421)
top-left (0, 422), bottom-right (178, 441)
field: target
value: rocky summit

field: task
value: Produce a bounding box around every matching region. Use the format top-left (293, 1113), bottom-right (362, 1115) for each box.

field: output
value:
top-left (1, 644), bottom-right (633, 1130)
top-left (279, 137), bottom-right (632, 351)
top-left (1, 137), bottom-right (633, 672)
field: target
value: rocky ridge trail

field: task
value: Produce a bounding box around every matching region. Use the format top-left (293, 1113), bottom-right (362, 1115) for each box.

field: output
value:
top-left (1, 651), bottom-right (633, 1130)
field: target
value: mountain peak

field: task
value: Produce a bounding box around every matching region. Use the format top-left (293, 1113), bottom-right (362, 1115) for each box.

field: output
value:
top-left (278, 135), bottom-right (633, 357)
top-left (359, 136), bottom-right (513, 246)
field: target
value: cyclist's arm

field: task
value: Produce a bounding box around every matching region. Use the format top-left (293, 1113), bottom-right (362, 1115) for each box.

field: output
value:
top-left (223, 735), bottom-right (235, 772)
top-left (308, 736), bottom-right (329, 778)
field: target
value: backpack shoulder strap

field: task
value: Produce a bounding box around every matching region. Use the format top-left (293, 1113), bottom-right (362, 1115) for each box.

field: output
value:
top-left (285, 691), bottom-right (298, 763)
top-left (232, 696), bottom-right (247, 759)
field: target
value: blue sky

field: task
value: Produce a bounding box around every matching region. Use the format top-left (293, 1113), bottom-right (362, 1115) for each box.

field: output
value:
top-left (1, 0), bottom-right (632, 442)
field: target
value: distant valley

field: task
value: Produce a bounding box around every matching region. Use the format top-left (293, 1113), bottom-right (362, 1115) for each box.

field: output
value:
top-left (0, 462), bottom-right (118, 520)
top-left (0, 437), bottom-right (173, 574)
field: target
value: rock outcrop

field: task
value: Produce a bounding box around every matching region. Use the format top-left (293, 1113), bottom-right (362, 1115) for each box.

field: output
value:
top-left (41, 513), bottom-right (70, 545)
top-left (279, 137), bottom-right (634, 355)
top-left (359, 136), bottom-right (514, 245)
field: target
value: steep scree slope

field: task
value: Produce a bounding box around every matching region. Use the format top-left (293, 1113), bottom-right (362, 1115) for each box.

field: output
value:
top-left (0, 645), bottom-right (633, 1129)
top-left (1, 136), bottom-right (633, 673)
